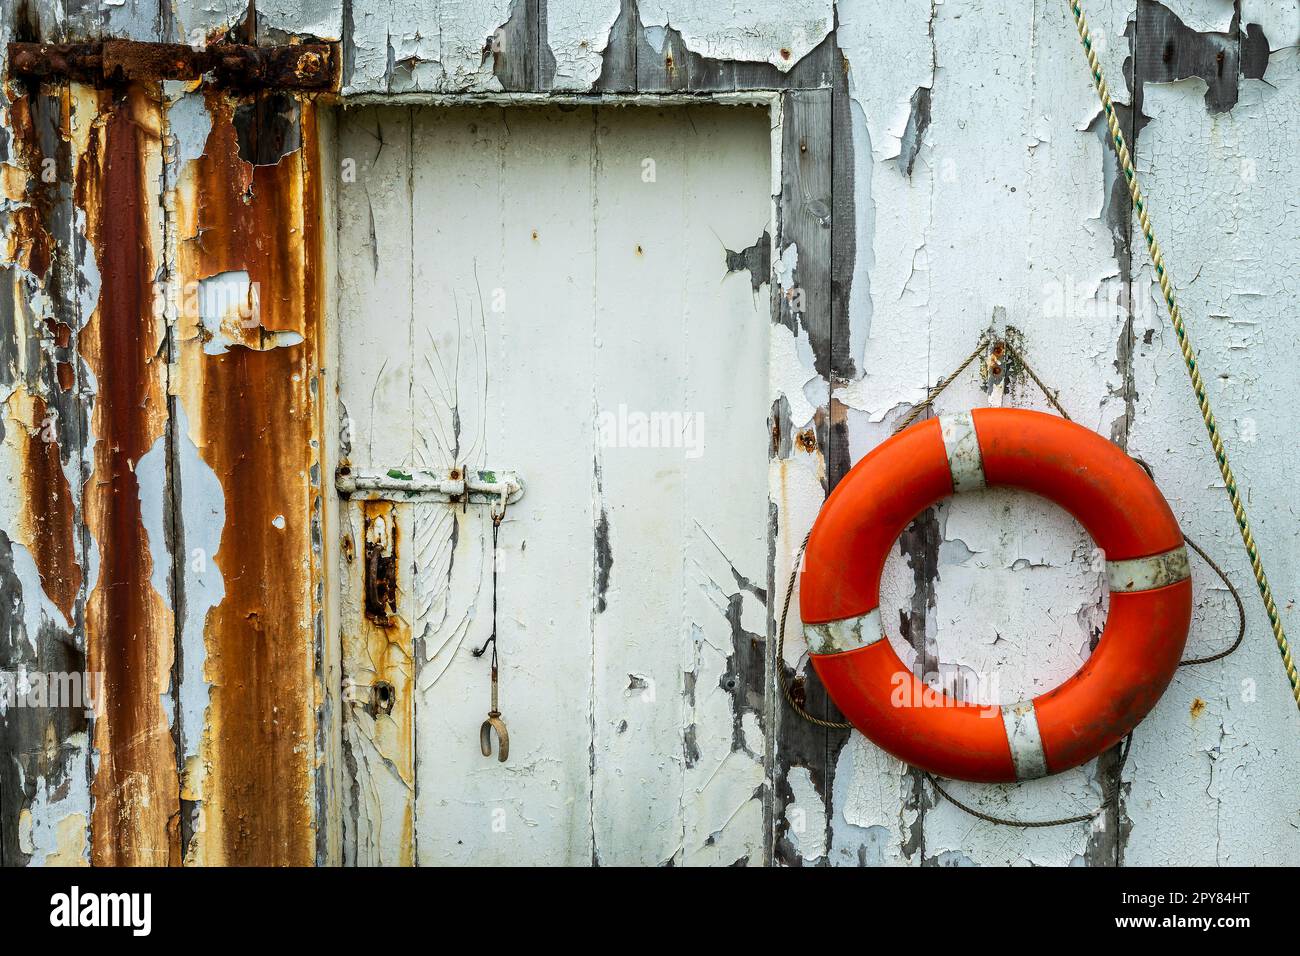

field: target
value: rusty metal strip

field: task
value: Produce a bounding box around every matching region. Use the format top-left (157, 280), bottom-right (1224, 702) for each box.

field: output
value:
top-left (1000, 701), bottom-right (1049, 781)
top-left (804, 608), bottom-right (885, 656)
top-left (8, 40), bottom-right (338, 91)
top-left (1107, 545), bottom-right (1191, 593)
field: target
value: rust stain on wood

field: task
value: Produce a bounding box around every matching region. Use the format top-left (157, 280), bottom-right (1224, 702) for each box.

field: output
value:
top-left (172, 91), bottom-right (322, 865)
top-left (17, 391), bottom-right (80, 622)
top-left (349, 499), bottom-right (415, 864)
top-left (76, 83), bottom-right (180, 867)
top-left (2, 88), bottom-right (83, 630)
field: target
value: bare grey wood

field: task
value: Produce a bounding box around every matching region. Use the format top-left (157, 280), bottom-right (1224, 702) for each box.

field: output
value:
top-left (770, 87), bottom-right (835, 867)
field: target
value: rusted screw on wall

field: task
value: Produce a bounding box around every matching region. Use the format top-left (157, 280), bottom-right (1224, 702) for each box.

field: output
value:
top-left (989, 340), bottom-right (1006, 377)
top-left (296, 51), bottom-right (323, 78)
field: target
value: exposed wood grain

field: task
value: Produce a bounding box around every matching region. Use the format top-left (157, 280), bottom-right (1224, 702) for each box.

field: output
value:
top-left (494, 0), bottom-right (539, 91)
top-left (770, 87), bottom-right (835, 866)
top-left (591, 0), bottom-right (637, 92)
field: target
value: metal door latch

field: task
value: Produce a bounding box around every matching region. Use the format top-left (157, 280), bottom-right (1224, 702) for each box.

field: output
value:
top-left (336, 466), bottom-right (524, 508)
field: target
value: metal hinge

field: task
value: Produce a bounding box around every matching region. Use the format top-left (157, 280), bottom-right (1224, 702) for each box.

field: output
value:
top-left (7, 39), bottom-right (338, 91)
top-left (336, 467), bottom-right (525, 507)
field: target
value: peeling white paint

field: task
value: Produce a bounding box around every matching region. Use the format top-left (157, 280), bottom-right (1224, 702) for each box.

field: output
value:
top-left (257, 0), bottom-right (346, 41)
top-left (348, 0), bottom-right (515, 94)
top-left (1124, 51), bottom-right (1300, 865)
top-left (784, 765), bottom-right (827, 862)
top-left (8, 542), bottom-right (71, 649)
top-left (196, 269), bottom-right (304, 353)
top-left (20, 732), bottom-right (92, 867)
top-left (174, 403), bottom-right (225, 769)
top-left (829, 734), bottom-right (912, 866)
top-left (638, 0), bottom-right (834, 72)
top-left (1160, 0), bottom-right (1237, 35)
top-left (5, 0), bottom-right (1297, 871)
top-left (769, 323), bottom-right (821, 431)
top-left (1241, 0), bottom-right (1300, 50)
top-left (544, 0), bottom-right (623, 90)
top-left (836, 0), bottom-right (933, 164)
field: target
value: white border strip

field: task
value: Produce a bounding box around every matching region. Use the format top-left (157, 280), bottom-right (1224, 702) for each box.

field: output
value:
top-left (804, 609), bottom-right (885, 656)
top-left (939, 412), bottom-right (986, 493)
top-left (1000, 701), bottom-right (1049, 780)
top-left (1107, 545), bottom-right (1191, 592)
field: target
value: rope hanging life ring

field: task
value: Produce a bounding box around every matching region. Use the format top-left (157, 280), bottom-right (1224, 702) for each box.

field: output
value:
top-left (799, 407), bottom-right (1192, 783)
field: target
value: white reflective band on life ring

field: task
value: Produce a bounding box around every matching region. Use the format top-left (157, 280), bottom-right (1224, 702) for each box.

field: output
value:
top-left (1000, 700), bottom-right (1049, 781)
top-left (1106, 544), bottom-right (1191, 592)
top-left (939, 412), bottom-right (986, 492)
top-left (804, 608), bottom-right (885, 656)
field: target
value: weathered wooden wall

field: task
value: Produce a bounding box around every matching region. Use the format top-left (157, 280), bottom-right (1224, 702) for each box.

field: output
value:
top-left (1, 0), bottom-right (1297, 866)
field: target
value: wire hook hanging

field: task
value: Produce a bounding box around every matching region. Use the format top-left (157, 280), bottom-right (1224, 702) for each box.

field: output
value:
top-left (473, 493), bottom-right (509, 761)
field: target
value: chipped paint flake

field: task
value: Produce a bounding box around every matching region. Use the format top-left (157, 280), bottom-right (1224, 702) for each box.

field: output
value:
top-left (638, 0), bottom-right (834, 72)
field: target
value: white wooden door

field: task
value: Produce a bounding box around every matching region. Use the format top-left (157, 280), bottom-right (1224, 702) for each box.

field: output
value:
top-left (335, 104), bottom-right (773, 865)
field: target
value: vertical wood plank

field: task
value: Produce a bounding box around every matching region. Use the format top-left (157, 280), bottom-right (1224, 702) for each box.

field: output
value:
top-left (592, 0), bottom-right (638, 92)
top-left (408, 106), bottom-right (596, 866)
top-left (494, 0), bottom-right (540, 91)
top-left (168, 90), bottom-right (323, 866)
top-left (588, 104), bottom-right (772, 865)
top-left (335, 104), bottom-right (415, 865)
top-left (0, 75), bottom-right (96, 867)
top-left (589, 106), bottom-right (691, 865)
top-left (674, 105), bottom-right (772, 867)
top-left (79, 84), bottom-right (179, 867)
top-left (1122, 20), bottom-right (1300, 866)
top-left (770, 87), bottom-right (835, 866)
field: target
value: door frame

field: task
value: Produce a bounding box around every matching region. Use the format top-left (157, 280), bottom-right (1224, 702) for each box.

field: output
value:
top-left (317, 86), bottom-right (839, 864)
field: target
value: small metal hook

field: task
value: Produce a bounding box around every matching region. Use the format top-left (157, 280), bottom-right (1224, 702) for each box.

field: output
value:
top-left (480, 712), bottom-right (509, 762)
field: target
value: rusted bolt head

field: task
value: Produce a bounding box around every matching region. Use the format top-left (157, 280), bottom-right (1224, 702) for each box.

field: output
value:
top-left (780, 48), bottom-right (791, 60)
top-left (296, 51), bottom-right (323, 77)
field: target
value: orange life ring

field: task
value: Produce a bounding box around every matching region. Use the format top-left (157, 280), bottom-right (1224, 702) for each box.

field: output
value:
top-left (799, 407), bottom-right (1192, 783)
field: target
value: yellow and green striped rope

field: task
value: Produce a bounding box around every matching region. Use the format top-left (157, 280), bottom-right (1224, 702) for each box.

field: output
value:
top-left (1068, 0), bottom-right (1300, 713)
